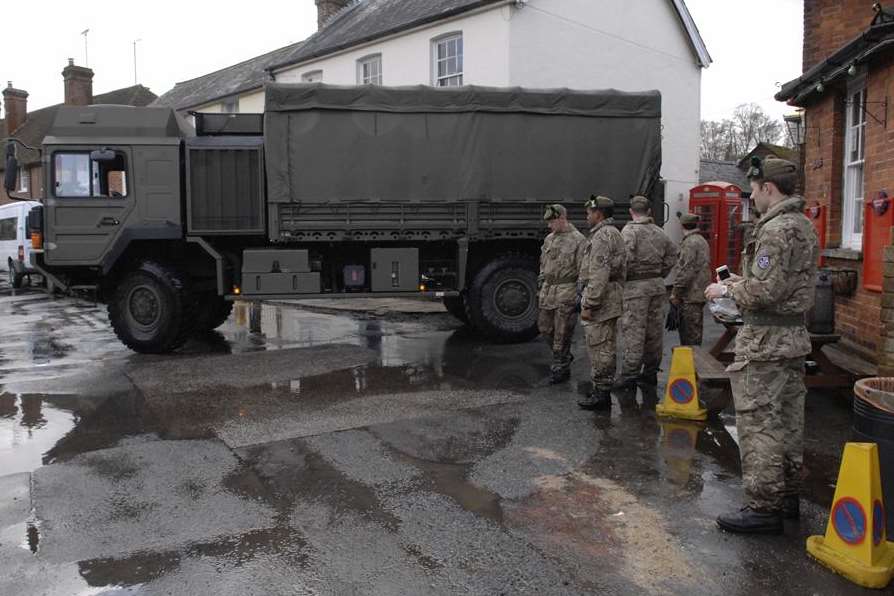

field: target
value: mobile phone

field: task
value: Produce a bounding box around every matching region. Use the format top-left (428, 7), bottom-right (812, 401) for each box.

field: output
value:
top-left (716, 265), bottom-right (730, 281)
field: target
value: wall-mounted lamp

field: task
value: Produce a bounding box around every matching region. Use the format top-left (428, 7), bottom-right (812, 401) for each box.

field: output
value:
top-left (848, 64), bottom-right (858, 76)
top-left (816, 81), bottom-right (825, 93)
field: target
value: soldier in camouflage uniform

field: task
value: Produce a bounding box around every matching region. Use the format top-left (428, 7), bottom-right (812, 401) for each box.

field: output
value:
top-left (578, 196), bottom-right (627, 411)
top-left (617, 196), bottom-right (678, 389)
top-left (670, 213), bottom-right (711, 346)
top-left (706, 157), bottom-right (818, 535)
top-left (538, 204), bottom-right (587, 384)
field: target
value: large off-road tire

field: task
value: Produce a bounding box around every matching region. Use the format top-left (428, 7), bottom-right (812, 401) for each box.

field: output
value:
top-left (7, 260), bottom-right (24, 289)
top-left (195, 293), bottom-right (234, 332)
top-left (443, 295), bottom-right (470, 325)
top-left (464, 255), bottom-right (539, 343)
top-left (108, 261), bottom-right (196, 354)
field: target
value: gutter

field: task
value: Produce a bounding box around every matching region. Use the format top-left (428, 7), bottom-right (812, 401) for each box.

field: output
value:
top-left (776, 22), bottom-right (894, 105)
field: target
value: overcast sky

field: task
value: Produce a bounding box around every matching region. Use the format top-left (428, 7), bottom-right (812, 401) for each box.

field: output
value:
top-left (0, 0), bottom-right (803, 123)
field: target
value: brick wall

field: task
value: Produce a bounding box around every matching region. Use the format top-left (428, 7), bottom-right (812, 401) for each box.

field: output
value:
top-left (804, 0), bottom-right (877, 72)
top-left (799, 8), bottom-right (894, 360)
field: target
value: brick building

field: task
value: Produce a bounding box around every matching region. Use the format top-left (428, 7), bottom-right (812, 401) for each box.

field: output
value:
top-left (776, 1), bottom-right (894, 362)
top-left (1, 60), bottom-right (156, 205)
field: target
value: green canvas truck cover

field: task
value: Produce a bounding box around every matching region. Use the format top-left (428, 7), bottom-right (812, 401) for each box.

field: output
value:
top-left (263, 82), bottom-right (662, 207)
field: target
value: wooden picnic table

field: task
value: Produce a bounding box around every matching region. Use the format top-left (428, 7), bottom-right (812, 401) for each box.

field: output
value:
top-left (699, 318), bottom-right (854, 391)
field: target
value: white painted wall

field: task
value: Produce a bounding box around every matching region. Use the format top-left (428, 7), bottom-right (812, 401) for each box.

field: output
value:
top-left (193, 0), bottom-right (704, 238)
top-left (273, 5), bottom-right (513, 87)
top-left (507, 0), bottom-right (703, 241)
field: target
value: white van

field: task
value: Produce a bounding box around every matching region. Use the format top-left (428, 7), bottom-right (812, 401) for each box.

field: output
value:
top-left (0, 200), bottom-right (41, 288)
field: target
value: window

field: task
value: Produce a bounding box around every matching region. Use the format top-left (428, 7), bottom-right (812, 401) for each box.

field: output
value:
top-left (17, 167), bottom-right (29, 194)
top-left (0, 217), bottom-right (16, 241)
top-left (433, 33), bottom-right (463, 87)
top-left (357, 54), bottom-right (383, 85)
top-left (221, 96), bottom-right (239, 114)
top-left (302, 70), bottom-right (323, 83)
top-left (53, 151), bottom-right (129, 198)
top-left (843, 83), bottom-right (867, 250)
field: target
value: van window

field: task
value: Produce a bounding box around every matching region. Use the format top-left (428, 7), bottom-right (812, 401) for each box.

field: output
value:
top-left (0, 217), bottom-right (16, 241)
top-left (54, 151), bottom-right (129, 198)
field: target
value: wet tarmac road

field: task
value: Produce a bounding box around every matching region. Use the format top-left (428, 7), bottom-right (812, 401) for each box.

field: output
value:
top-left (0, 281), bottom-right (874, 595)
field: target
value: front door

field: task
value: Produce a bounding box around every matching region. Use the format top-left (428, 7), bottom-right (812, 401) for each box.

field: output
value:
top-left (44, 146), bottom-right (136, 266)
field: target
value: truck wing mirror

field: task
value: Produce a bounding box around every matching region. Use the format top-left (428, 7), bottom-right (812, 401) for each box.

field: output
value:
top-left (90, 148), bottom-right (117, 162)
top-left (4, 154), bottom-right (17, 193)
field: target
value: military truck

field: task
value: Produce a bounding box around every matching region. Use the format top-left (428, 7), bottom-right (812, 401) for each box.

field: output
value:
top-left (3, 83), bottom-right (664, 354)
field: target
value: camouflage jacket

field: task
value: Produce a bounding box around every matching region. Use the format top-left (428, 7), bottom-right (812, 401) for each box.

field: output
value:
top-left (729, 196), bottom-right (819, 361)
top-left (581, 218), bottom-right (627, 322)
top-left (672, 230), bottom-right (711, 304)
top-left (621, 218), bottom-right (678, 298)
top-left (538, 224), bottom-right (587, 309)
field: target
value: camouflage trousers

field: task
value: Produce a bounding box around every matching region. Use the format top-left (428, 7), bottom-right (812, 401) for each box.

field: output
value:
top-left (729, 357), bottom-right (806, 511)
top-left (620, 294), bottom-right (667, 380)
top-left (678, 302), bottom-right (705, 346)
top-left (584, 318), bottom-right (618, 391)
top-left (538, 304), bottom-right (578, 374)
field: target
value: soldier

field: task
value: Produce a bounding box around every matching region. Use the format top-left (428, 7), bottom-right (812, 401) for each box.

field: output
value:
top-left (538, 204), bottom-right (587, 384)
top-left (670, 213), bottom-right (711, 346)
top-left (578, 196), bottom-right (626, 411)
top-left (706, 157), bottom-right (818, 534)
top-left (617, 195), bottom-right (678, 389)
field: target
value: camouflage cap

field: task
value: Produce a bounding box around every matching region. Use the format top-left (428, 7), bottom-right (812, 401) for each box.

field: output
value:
top-left (680, 213), bottom-right (700, 225)
top-left (629, 195), bottom-right (651, 211)
top-left (584, 195), bottom-right (614, 210)
top-left (746, 155), bottom-right (798, 181)
top-left (543, 204), bottom-right (567, 220)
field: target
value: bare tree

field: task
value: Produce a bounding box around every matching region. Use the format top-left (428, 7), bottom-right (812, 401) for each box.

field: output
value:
top-left (700, 103), bottom-right (784, 161)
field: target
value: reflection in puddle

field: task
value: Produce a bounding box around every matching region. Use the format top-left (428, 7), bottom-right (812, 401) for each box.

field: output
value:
top-left (0, 393), bottom-right (80, 475)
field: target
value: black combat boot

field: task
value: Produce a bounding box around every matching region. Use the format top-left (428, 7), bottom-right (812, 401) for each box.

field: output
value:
top-left (782, 495), bottom-right (800, 520)
top-left (578, 387), bottom-right (612, 411)
top-left (550, 368), bottom-right (571, 384)
top-left (716, 506), bottom-right (784, 535)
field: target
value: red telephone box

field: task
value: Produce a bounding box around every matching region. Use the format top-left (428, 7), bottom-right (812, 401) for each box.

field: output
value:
top-left (689, 182), bottom-right (745, 273)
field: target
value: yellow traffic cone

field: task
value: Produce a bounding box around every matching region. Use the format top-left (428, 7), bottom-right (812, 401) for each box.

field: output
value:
top-left (807, 443), bottom-right (894, 589)
top-left (656, 346), bottom-right (707, 421)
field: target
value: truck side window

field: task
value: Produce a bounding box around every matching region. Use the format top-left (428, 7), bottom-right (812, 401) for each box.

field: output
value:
top-left (53, 152), bottom-right (128, 198)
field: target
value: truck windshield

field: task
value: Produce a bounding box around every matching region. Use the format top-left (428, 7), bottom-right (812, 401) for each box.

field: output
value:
top-left (54, 152), bottom-right (128, 198)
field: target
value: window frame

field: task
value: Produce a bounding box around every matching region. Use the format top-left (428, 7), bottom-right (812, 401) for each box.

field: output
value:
top-left (0, 216), bottom-right (17, 241)
top-left (301, 70), bottom-right (324, 83)
top-left (357, 53), bottom-right (383, 85)
top-left (431, 32), bottom-right (463, 88)
top-left (51, 150), bottom-right (130, 200)
top-left (220, 96), bottom-right (239, 114)
top-left (842, 77), bottom-right (867, 251)
top-left (17, 166), bottom-right (29, 194)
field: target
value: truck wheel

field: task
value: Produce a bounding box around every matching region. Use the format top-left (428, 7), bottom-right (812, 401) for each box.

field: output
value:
top-left (108, 261), bottom-right (196, 354)
top-left (464, 255), bottom-right (539, 343)
top-left (7, 261), bottom-right (24, 289)
top-left (195, 294), bottom-right (234, 331)
top-left (443, 295), bottom-right (469, 325)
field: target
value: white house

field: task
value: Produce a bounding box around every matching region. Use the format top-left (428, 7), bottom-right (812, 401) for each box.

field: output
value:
top-left (154, 0), bottom-right (710, 239)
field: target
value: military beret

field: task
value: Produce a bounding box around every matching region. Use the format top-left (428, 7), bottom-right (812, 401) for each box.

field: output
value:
top-left (585, 195), bottom-right (614, 210)
top-left (747, 156), bottom-right (798, 180)
top-left (629, 195), bottom-right (651, 211)
top-left (680, 213), bottom-right (700, 225)
top-left (543, 204), bottom-right (567, 220)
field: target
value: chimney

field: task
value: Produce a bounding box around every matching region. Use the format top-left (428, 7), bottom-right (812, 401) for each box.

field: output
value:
top-left (3, 82), bottom-right (28, 136)
top-left (315, 0), bottom-right (350, 29)
top-left (62, 58), bottom-right (94, 106)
